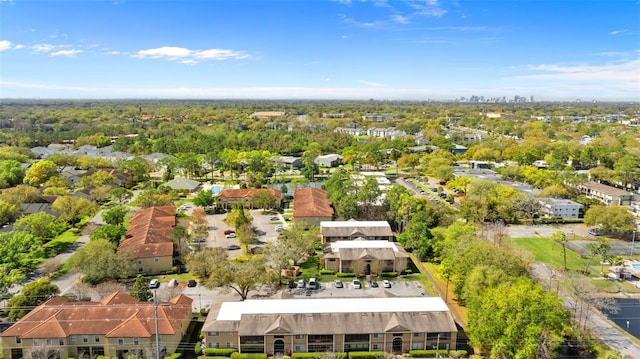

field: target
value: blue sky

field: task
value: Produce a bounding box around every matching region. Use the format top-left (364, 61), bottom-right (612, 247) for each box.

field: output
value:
top-left (1, 0), bottom-right (638, 101)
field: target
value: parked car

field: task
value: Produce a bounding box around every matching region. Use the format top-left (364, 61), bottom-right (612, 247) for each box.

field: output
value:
top-left (148, 279), bottom-right (160, 289)
top-left (588, 228), bottom-right (603, 236)
top-left (309, 278), bottom-right (319, 290)
top-left (298, 279), bottom-right (306, 288)
top-left (187, 280), bottom-right (197, 287)
top-left (224, 229), bottom-right (235, 235)
top-left (226, 244), bottom-right (241, 250)
top-left (352, 279), bottom-right (361, 289)
top-left (225, 233), bottom-right (236, 238)
top-left (334, 279), bottom-right (344, 288)
top-left (370, 280), bottom-right (378, 288)
top-left (382, 279), bottom-right (391, 288)
top-left (168, 279), bottom-right (178, 288)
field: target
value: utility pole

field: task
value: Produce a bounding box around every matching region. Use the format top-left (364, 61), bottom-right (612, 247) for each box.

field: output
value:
top-left (154, 288), bottom-right (161, 359)
top-left (631, 230), bottom-right (636, 257)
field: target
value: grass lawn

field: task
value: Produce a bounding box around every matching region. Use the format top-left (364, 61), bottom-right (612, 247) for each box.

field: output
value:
top-left (511, 237), bottom-right (601, 276)
top-left (43, 230), bottom-right (80, 257)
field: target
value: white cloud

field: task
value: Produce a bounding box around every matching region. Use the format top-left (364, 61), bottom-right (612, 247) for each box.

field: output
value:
top-left (391, 14), bottom-right (410, 24)
top-left (14, 44), bottom-right (24, 49)
top-left (341, 35), bottom-right (349, 39)
top-left (610, 29), bottom-right (628, 35)
top-left (50, 49), bottom-right (83, 56)
top-left (133, 46), bottom-right (248, 63)
top-left (105, 51), bottom-right (121, 55)
top-left (32, 43), bottom-right (56, 53)
top-left (0, 40), bottom-right (12, 51)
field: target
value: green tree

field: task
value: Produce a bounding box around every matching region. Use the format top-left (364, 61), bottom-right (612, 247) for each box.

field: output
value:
top-left (136, 188), bottom-right (174, 208)
top-left (1, 184), bottom-right (43, 204)
top-left (252, 191), bottom-right (278, 210)
top-left (14, 212), bottom-right (67, 241)
top-left (467, 278), bottom-right (568, 358)
top-left (51, 195), bottom-right (97, 227)
top-left (186, 247), bottom-right (228, 279)
top-left (90, 224), bottom-right (126, 244)
top-left (0, 160), bottom-right (26, 188)
top-left (193, 189), bottom-right (215, 208)
top-left (23, 160), bottom-right (58, 186)
top-left (172, 225), bottom-right (190, 264)
top-left (0, 199), bottom-right (19, 225)
top-left (550, 231), bottom-right (569, 271)
top-left (614, 153), bottom-right (640, 189)
top-left (584, 205), bottom-right (636, 234)
top-left (69, 239), bottom-right (135, 284)
top-left (109, 187), bottom-right (133, 204)
top-left (7, 279), bottom-right (60, 321)
top-left (130, 275), bottom-right (153, 301)
top-left (102, 205), bottom-right (128, 226)
top-left (118, 157), bottom-right (150, 183)
top-left (206, 256), bottom-right (272, 301)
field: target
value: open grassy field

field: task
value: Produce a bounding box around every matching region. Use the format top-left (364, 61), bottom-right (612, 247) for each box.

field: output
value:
top-left (511, 236), bottom-right (602, 276)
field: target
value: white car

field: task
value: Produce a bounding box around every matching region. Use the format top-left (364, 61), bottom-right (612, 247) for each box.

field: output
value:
top-left (225, 233), bottom-right (236, 238)
top-left (382, 279), bottom-right (391, 288)
top-left (148, 279), bottom-right (160, 289)
top-left (352, 279), bottom-right (361, 289)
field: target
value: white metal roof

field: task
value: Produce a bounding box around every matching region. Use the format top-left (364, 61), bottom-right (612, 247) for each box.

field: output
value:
top-left (320, 221), bottom-right (390, 228)
top-left (216, 297), bottom-right (449, 321)
top-left (331, 240), bottom-right (400, 251)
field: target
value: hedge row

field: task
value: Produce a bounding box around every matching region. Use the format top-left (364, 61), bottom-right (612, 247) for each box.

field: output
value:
top-left (336, 272), bottom-right (356, 278)
top-left (380, 272), bottom-right (398, 278)
top-left (348, 351), bottom-right (387, 359)
top-left (164, 353), bottom-right (182, 359)
top-left (230, 353), bottom-right (267, 359)
top-left (291, 353), bottom-right (346, 359)
top-left (204, 348), bottom-right (238, 357)
top-left (319, 269), bottom-right (335, 275)
top-left (407, 350), bottom-right (467, 358)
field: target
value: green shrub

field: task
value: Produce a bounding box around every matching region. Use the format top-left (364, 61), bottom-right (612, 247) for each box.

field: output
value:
top-left (230, 353), bottom-right (266, 359)
top-left (380, 272), bottom-right (398, 278)
top-left (407, 350), bottom-right (439, 357)
top-left (336, 272), bottom-right (356, 278)
top-left (348, 351), bottom-right (387, 359)
top-left (194, 343), bottom-right (203, 356)
top-left (319, 269), bottom-right (335, 275)
top-left (292, 353), bottom-right (346, 359)
top-left (204, 348), bottom-right (238, 357)
top-left (164, 353), bottom-right (182, 359)
top-left (449, 350), bottom-right (468, 358)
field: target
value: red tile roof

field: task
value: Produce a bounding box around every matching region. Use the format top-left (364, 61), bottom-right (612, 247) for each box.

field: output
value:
top-left (119, 206), bottom-right (176, 259)
top-left (0, 292), bottom-right (192, 339)
top-left (217, 188), bottom-right (281, 199)
top-left (293, 188), bottom-right (333, 218)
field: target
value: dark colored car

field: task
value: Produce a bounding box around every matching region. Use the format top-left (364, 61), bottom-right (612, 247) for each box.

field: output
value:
top-left (187, 280), bottom-right (197, 287)
top-left (224, 229), bottom-right (235, 235)
top-left (370, 280), bottom-right (379, 288)
top-left (226, 244), bottom-right (241, 250)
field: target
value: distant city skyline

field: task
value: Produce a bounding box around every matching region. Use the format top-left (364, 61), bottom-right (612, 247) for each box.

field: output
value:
top-left (1, 0), bottom-right (638, 101)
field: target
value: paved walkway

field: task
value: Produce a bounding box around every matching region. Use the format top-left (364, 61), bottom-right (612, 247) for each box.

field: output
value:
top-left (531, 263), bottom-right (640, 358)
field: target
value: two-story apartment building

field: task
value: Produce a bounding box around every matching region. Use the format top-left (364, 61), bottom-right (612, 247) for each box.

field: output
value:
top-left (320, 221), bottom-right (394, 243)
top-left (216, 189), bottom-right (282, 210)
top-left (538, 198), bottom-right (584, 219)
top-left (202, 297), bottom-right (457, 355)
top-left (322, 240), bottom-right (409, 274)
top-left (577, 181), bottom-right (634, 206)
top-left (118, 206), bottom-right (176, 275)
top-left (292, 188), bottom-right (333, 226)
top-left (0, 292), bottom-right (193, 359)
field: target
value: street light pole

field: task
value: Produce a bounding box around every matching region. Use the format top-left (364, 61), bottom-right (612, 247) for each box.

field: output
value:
top-left (631, 230), bottom-right (636, 257)
top-left (154, 288), bottom-right (161, 359)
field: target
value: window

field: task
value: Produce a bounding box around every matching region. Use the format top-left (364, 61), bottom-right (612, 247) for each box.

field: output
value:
top-left (294, 335), bottom-right (305, 340)
top-left (226, 343), bottom-right (232, 348)
top-left (412, 343), bottom-right (423, 350)
top-left (82, 335), bottom-right (89, 343)
top-left (94, 335), bottom-right (100, 343)
top-left (208, 332), bottom-right (219, 337)
top-left (413, 333), bottom-right (422, 337)
top-left (372, 344), bottom-right (381, 350)
top-left (208, 342), bottom-right (219, 348)
top-left (294, 346), bottom-right (305, 352)
top-left (373, 333), bottom-right (383, 339)
top-left (138, 267), bottom-right (143, 273)
top-left (154, 257), bottom-right (159, 262)
top-left (59, 339), bottom-right (65, 346)
top-left (34, 339), bottom-right (40, 346)
top-left (118, 338), bottom-right (124, 345)
top-left (70, 336), bottom-right (77, 344)
top-left (15, 337), bottom-right (21, 344)
top-left (46, 339), bottom-right (52, 345)
top-left (227, 332), bottom-right (233, 336)
top-left (137, 259), bottom-right (143, 265)
top-left (133, 338), bottom-right (139, 346)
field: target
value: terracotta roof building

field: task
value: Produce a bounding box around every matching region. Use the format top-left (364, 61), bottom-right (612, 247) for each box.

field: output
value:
top-left (292, 188), bottom-right (333, 226)
top-left (320, 220), bottom-right (394, 243)
top-left (0, 292), bottom-right (193, 359)
top-left (201, 297), bottom-right (457, 355)
top-left (119, 206), bottom-right (176, 275)
top-left (216, 188), bottom-right (281, 210)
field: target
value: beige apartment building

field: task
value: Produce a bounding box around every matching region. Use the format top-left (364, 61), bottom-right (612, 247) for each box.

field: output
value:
top-left (202, 297), bottom-right (457, 355)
